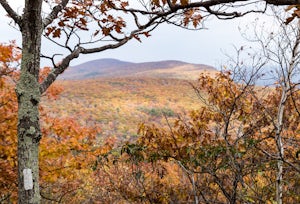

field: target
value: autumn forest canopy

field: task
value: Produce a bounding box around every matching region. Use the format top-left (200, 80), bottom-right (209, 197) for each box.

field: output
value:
top-left (1, 0), bottom-right (300, 204)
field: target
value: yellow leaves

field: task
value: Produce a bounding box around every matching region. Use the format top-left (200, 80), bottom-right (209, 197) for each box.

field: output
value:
top-left (237, 141), bottom-right (247, 153)
top-left (196, 71), bottom-right (259, 127)
top-left (39, 114), bottom-right (101, 199)
top-left (112, 69), bottom-right (298, 202)
top-left (137, 108), bottom-right (223, 167)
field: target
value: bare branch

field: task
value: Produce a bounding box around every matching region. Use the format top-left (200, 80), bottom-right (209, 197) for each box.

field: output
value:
top-left (39, 46), bottom-right (82, 93)
top-left (166, 0), bottom-right (175, 11)
top-left (40, 53), bottom-right (63, 68)
top-left (205, 6), bottom-right (242, 19)
top-left (0, 0), bottom-right (22, 25)
top-left (39, 33), bottom-right (131, 93)
top-left (265, 0), bottom-right (300, 5)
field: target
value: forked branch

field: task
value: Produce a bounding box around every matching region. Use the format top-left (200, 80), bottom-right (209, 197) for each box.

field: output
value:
top-left (0, 0), bottom-right (22, 25)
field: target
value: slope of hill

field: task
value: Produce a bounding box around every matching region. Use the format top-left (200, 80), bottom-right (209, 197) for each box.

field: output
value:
top-left (43, 77), bottom-right (202, 141)
top-left (49, 59), bottom-right (217, 142)
top-left (61, 58), bottom-right (216, 80)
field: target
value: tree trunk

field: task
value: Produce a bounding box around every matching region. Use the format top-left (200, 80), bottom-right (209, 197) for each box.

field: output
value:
top-left (275, 90), bottom-right (286, 204)
top-left (16, 0), bottom-right (43, 203)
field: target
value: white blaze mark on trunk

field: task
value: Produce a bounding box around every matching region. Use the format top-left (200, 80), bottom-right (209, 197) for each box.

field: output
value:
top-left (23, 168), bottom-right (33, 190)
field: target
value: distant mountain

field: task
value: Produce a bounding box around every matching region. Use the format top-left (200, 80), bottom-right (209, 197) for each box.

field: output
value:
top-left (60, 58), bottom-right (216, 80)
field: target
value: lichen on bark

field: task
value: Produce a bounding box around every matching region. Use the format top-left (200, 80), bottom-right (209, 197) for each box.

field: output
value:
top-left (16, 66), bottom-right (41, 203)
top-left (17, 71), bottom-right (40, 107)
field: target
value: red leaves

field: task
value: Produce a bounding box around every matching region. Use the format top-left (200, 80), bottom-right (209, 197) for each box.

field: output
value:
top-left (120, 1), bottom-right (129, 9)
top-left (183, 9), bottom-right (202, 28)
top-left (100, 15), bottom-right (126, 36)
top-left (46, 26), bottom-right (62, 38)
top-left (143, 32), bottom-right (151, 37)
top-left (45, 2), bottom-right (90, 38)
top-left (102, 27), bottom-right (111, 36)
top-left (127, 31), bottom-right (150, 42)
top-left (133, 34), bottom-right (142, 42)
top-left (52, 28), bottom-right (61, 38)
top-left (39, 114), bottom-right (102, 201)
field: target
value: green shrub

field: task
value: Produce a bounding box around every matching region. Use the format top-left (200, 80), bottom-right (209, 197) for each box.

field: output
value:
top-left (137, 106), bottom-right (175, 117)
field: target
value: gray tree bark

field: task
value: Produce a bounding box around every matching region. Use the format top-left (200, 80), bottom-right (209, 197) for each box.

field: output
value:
top-left (16, 0), bottom-right (43, 203)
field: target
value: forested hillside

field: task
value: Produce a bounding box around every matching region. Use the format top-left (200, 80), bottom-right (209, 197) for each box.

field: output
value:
top-left (1, 0), bottom-right (300, 203)
top-left (45, 76), bottom-right (209, 142)
top-left (2, 57), bottom-right (300, 202)
top-left (61, 58), bottom-right (215, 80)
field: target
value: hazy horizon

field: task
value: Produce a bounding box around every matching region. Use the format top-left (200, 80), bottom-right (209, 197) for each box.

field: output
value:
top-left (0, 1), bottom-right (279, 68)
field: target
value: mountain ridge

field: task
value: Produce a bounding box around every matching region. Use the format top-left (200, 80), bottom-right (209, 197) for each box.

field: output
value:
top-left (60, 58), bottom-right (216, 80)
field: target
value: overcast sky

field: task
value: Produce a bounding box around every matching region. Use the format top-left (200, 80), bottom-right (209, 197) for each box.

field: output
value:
top-left (0, 1), bottom-right (277, 68)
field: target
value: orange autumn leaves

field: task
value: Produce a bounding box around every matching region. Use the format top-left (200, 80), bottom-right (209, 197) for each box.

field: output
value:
top-left (124, 72), bottom-right (300, 203)
top-left (0, 73), bottom-right (18, 202)
top-left (45, 0), bottom-right (127, 38)
top-left (0, 42), bottom-right (109, 202)
top-left (0, 41), bottom-right (21, 77)
top-left (0, 41), bottom-right (20, 201)
top-left (45, 0), bottom-right (202, 41)
top-left (1, 40), bottom-right (300, 203)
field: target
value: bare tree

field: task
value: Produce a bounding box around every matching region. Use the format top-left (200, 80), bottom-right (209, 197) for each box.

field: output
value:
top-left (243, 10), bottom-right (300, 203)
top-left (268, 18), bottom-right (300, 204)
